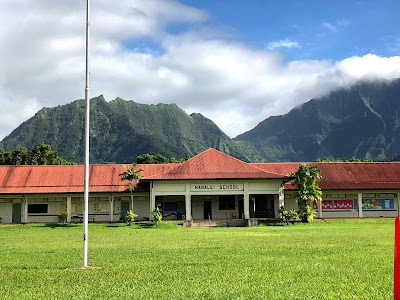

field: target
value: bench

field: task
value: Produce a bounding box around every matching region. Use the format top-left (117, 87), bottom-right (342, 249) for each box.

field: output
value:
top-left (72, 215), bottom-right (96, 223)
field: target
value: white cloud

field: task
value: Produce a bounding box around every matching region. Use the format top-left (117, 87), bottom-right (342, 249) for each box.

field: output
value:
top-left (322, 22), bottom-right (338, 32)
top-left (267, 38), bottom-right (300, 50)
top-left (322, 20), bottom-right (350, 33)
top-left (0, 0), bottom-right (400, 143)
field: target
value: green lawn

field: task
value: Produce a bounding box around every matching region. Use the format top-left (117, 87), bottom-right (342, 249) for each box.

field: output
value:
top-left (0, 219), bottom-right (394, 300)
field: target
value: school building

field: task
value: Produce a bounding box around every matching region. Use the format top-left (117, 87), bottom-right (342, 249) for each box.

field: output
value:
top-left (0, 148), bottom-right (399, 226)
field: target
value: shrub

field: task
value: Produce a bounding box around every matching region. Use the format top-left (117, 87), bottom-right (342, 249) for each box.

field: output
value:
top-left (153, 207), bottom-right (163, 226)
top-left (124, 210), bottom-right (138, 226)
top-left (278, 206), bottom-right (298, 225)
top-left (58, 212), bottom-right (68, 224)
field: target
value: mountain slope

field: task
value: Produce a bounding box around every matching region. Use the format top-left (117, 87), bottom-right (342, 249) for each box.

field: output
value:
top-left (0, 96), bottom-right (247, 163)
top-left (235, 79), bottom-right (400, 161)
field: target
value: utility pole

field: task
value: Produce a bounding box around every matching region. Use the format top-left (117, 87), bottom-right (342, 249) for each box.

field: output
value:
top-left (83, 0), bottom-right (90, 268)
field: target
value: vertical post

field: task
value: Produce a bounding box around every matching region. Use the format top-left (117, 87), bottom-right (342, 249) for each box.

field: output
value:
top-left (109, 196), bottom-right (114, 223)
top-left (317, 200), bottom-right (323, 219)
top-left (150, 182), bottom-right (155, 220)
top-left (83, 0), bottom-right (90, 268)
top-left (243, 195), bottom-right (250, 220)
top-left (278, 187), bottom-right (285, 207)
top-left (278, 186), bottom-right (285, 218)
top-left (23, 197), bottom-right (28, 224)
top-left (67, 197), bottom-right (72, 223)
top-left (395, 217), bottom-right (400, 300)
top-left (357, 192), bottom-right (363, 218)
top-left (243, 182), bottom-right (250, 220)
top-left (185, 194), bottom-right (192, 221)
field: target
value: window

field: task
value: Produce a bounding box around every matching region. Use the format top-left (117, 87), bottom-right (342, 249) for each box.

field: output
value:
top-left (330, 194), bottom-right (346, 198)
top-left (94, 202), bottom-right (109, 212)
top-left (28, 204), bottom-right (48, 214)
top-left (363, 193), bottom-right (376, 198)
top-left (219, 195), bottom-right (235, 210)
top-left (164, 202), bottom-right (177, 211)
top-left (379, 193), bottom-right (395, 198)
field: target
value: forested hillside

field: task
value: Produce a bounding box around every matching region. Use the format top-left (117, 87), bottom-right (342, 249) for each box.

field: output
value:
top-left (3, 79), bottom-right (400, 163)
top-left (0, 96), bottom-right (247, 163)
top-left (235, 79), bottom-right (400, 161)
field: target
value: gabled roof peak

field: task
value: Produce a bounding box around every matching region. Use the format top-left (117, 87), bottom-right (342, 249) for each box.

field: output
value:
top-left (144, 148), bottom-right (285, 180)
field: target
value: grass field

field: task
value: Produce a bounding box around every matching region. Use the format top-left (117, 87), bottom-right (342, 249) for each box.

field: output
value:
top-left (0, 219), bottom-right (394, 300)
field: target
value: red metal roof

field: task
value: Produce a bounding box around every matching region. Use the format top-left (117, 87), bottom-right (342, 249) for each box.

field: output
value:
top-left (1, 152), bottom-right (400, 195)
top-left (0, 163), bottom-right (176, 195)
top-left (144, 148), bottom-right (286, 180)
top-left (252, 162), bottom-right (400, 190)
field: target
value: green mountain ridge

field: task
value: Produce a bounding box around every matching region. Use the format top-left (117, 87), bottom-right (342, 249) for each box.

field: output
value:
top-left (0, 95), bottom-right (247, 163)
top-left (2, 78), bottom-right (400, 163)
top-left (234, 78), bottom-right (400, 161)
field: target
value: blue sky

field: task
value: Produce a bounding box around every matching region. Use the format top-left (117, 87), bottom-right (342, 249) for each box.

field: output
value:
top-left (178, 0), bottom-right (400, 61)
top-left (0, 0), bottom-right (400, 139)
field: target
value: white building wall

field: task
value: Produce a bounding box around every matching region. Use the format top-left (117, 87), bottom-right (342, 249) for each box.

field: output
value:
top-left (1, 186), bottom-right (400, 223)
top-left (191, 195), bottom-right (204, 219)
top-left (151, 179), bottom-right (282, 220)
top-left (133, 196), bottom-right (150, 220)
top-left (0, 199), bottom-right (13, 223)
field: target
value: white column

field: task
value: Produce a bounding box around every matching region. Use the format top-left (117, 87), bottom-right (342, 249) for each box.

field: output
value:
top-left (150, 182), bottom-right (155, 220)
top-left (358, 192), bottom-right (363, 218)
top-left (185, 194), bottom-right (192, 221)
top-left (397, 193), bottom-right (400, 217)
top-left (317, 200), bottom-right (323, 219)
top-left (278, 186), bottom-right (285, 218)
top-left (244, 182), bottom-right (250, 219)
top-left (67, 197), bottom-right (72, 223)
top-left (109, 196), bottom-right (114, 222)
top-left (23, 197), bottom-right (28, 223)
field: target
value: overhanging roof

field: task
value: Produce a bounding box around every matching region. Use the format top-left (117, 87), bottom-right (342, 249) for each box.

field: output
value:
top-left (143, 148), bottom-right (286, 180)
top-left (252, 162), bottom-right (400, 190)
top-left (1, 150), bottom-right (400, 195)
top-left (0, 163), bottom-right (176, 195)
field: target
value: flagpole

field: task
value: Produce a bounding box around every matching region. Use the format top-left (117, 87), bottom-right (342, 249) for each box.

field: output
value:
top-left (83, 0), bottom-right (90, 268)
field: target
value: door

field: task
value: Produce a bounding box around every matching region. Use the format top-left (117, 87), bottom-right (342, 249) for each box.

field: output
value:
top-left (12, 202), bottom-right (21, 224)
top-left (238, 200), bottom-right (244, 219)
top-left (177, 201), bottom-right (185, 220)
top-left (204, 201), bottom-right (212, 219)
top-left (120, 201), bottom-right (129, 221)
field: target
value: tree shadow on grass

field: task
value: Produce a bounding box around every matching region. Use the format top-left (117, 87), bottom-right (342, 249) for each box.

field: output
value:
top-left (106, 222), bottom-right (154, 229)
top-left (42, 223), bottom-right (78, 228)
top-left (257, 220), bottom-right (287, 226)
top-left (135, 221), bottom-right (155, 228)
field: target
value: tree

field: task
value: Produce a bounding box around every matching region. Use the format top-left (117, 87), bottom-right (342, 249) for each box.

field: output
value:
top-left (0, 143), bottom-right (72, 165)
top-left (346, 157), bottom-right (373, 162)
top-left (119, 164), bottom-right (143, 212)
top-left (135, 153), bottom-right (190, 164)
top-left (288, 163), bottom-right (322, 223)
top-left (29, 143), bottom-right (70, 165)
top-left (315, 157), bottom-right (372, 162)
top-left (11, 147), bottom-right (29, 165)
top-left (315, 157), bottom-right (336, 162)
top-left (135, 153), bottom-right (169, 164)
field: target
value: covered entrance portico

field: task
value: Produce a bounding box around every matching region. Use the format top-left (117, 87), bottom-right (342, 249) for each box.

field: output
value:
top-left (148, 180), bottom-right (285, 226)
top-left (145, 148), bottom-right (287, 226)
